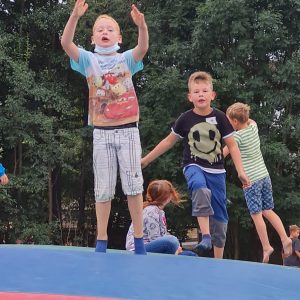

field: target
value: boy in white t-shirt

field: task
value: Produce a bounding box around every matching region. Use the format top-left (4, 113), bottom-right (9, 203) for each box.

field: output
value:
top-left (61, 0), bottom-right (149, 254)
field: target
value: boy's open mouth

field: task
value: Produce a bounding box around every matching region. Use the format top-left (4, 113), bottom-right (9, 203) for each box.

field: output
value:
top-left (102, 37), bottom-right (109, 41)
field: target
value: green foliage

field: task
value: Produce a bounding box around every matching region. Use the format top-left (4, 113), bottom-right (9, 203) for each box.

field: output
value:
top-left (165, 200), bottom-right (196, 242)
top-left (16, 221), bottom-right (61, 245)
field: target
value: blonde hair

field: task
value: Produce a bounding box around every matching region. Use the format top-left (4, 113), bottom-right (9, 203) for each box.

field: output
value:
top-left (226, 102), bottom-right (250, 124)
top-left (143, 180), bottom-right (181, 208)
top-left (289, 224), bottom-right (300, 233)
top-left (188, 71), bottom-right (213, 92)
top-left (93, 14), bottom-right (121, 34)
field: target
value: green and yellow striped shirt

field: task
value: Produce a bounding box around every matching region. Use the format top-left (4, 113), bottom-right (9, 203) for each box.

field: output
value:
top-left (234, 124), bottom-right (269, 183)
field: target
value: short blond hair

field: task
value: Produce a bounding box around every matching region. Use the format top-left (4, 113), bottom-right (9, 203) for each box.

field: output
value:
top-left (289, 224), bottom-right (300, 233)
top-left (188, 71), bottom-right (213, 92)
top-left (93, 14), bottom-right (121, 34)
top-left (226, 102), bottom-right (250, 124)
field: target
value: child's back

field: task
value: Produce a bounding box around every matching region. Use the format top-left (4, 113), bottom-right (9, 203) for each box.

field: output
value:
top-left (225, 102), bottom-right (292, 263)
top-left (232, 122), bottom-right (268, 183)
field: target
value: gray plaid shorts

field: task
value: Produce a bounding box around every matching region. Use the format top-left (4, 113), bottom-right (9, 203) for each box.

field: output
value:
top-left (93, 127), bottom-right (143, 202)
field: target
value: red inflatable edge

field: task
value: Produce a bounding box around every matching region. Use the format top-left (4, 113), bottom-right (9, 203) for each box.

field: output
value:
top-left (0, 292), bottom-right (119, 300)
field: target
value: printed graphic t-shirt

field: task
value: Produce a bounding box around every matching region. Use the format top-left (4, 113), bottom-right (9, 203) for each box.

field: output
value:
top-left (71, 48), bottom-right (143, 127)
top-left (172, 108), bottom-right (234, 171)
top-left (126, 205), bottom-right (167, 251)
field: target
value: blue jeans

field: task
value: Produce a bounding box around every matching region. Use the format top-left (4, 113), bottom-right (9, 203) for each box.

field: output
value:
top-left (145, 235), bottom-right (179, 254)
top-left (184, 165), bottom-right (228, 222)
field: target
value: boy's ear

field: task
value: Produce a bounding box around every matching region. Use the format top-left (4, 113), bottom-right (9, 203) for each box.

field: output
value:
top-left (118, 35), bottom-right (122, 44)
top-left (187, 93), bottom-right (193, 103)
top-left (233, 118), bottom-right (239, 127)
top-left (211, 91), bottom-right (217, 100)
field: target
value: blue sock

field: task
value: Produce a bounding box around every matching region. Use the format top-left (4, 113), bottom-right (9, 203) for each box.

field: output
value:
top-left (195, 234), bottom-right (212, 251)
top-left (134, 237), bottom-right (147, 255)
top-left (95, 240), bottom-right (107, 253)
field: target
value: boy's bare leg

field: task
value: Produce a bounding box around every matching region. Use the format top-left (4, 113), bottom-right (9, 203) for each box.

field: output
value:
top-left (96, 201), bottom-right (111, 240)
top-left (251, 212), bottom-right (274, 263)
top-left (128, 194), bottom-right (143, 237)
top-left (213, 246), bottom-right (224, 259)
top-left (95, 201), bottom-right (111, 252)
top-left (197, 216), bottom-right (210, 235)
top-left (128, 194), bottom-right (146, 254)
top-left (262, 209), bottom-right (292, 256)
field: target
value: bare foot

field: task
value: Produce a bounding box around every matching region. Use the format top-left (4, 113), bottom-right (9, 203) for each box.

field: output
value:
top-left (262, 247), bottom-right (274, 263)
top-left (282, 238), bottom-right (292, 257)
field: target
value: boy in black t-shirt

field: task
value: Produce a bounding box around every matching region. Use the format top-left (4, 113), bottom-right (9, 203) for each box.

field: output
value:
top-left (142, 71), bottom-right (249, 258)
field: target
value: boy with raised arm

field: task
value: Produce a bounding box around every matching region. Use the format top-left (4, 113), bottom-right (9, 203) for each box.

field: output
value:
top-left (142, 72), bottom-right (249, 258)
top-left (61, 0), bottom-right (149, 254)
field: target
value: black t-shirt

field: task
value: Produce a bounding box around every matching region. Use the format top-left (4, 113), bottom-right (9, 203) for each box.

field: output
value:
top-left (172, 108), bottom-right (234, 169)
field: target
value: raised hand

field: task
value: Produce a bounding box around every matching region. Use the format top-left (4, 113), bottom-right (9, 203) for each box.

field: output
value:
top-left (72, 0), bottom-right (88, 18)
top-left (130, 4), bottom-right (146, 29)
top-left (0, 174), bottom-right (9, 185)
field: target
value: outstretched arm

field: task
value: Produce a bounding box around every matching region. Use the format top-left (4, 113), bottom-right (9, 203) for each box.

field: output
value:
top-left (224, 136), bottom-right (250, 188)
top-left (141, 133), bottom-right (178, 169)
top-left (222, 145), bottom-right (230, 158)
top-left (130, 4), bottom-right (149, 62)
top-left (61, 0), bottom-right (88, 61)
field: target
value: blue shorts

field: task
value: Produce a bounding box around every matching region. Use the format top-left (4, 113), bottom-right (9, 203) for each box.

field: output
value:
top-left (243, 176), bottom-right (274, 214)
top-left (183, 165), bottom-right (228, 223)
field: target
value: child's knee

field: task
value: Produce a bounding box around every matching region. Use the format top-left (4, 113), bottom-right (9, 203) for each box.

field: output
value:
top-left (261, 209), bottom-right (274, 218)
top-left (164, 235), bottom-right (180, 248)
top-left (191, 188), bottom-right (214, 216)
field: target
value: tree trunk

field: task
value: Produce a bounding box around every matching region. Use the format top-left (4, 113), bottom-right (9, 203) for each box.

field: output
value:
top-left (52, 166), bottom-right (62, 221)
top-left (77, 140), bottom-right (87, 245)
top-left (233, 222), bottom-right (239, 260)
top-left (48, 166), bottom-right (53, 223)
top-left (16, 142), bottom-right (22, 203)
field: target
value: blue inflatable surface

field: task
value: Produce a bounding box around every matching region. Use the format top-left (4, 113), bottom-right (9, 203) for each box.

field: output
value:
top-left (0, 245), bottom-right (299, 299)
